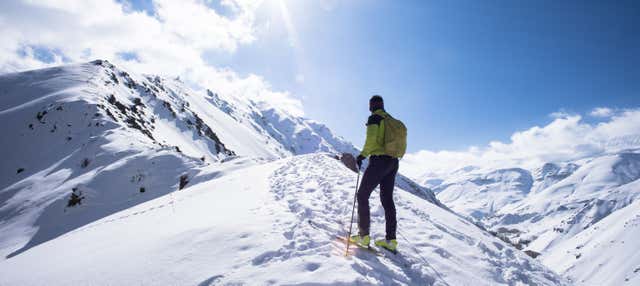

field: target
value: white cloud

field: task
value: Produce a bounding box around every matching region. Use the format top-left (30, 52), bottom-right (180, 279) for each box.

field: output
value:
top-left (549, 109), bottom-right (573, 119)
top-left (401, 108), bottom-right (640, 179)
top-left (590, 107), bottom-right (614, 118)
top-left (0, 0), bottom-right (305, 116)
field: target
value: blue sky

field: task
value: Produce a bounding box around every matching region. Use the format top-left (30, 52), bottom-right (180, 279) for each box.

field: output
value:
top-left (7, 0), bottom-right (640, 153)
top-left (196, 0), bottom-right (640, 152)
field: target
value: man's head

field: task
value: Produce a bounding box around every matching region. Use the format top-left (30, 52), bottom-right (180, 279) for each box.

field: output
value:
top-left (369, 95), bottom-right (384, 112)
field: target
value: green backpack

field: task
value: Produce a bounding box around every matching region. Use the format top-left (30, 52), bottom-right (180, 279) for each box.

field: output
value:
top-left (382, 113), bottom-right (407, 158)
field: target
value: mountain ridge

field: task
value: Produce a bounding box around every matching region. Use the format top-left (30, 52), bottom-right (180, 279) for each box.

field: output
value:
top-left (0, 59), bottom-right (359, 258)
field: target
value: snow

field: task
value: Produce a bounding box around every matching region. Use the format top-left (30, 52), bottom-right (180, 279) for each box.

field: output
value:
top-left (0, 154), bottom-right (564, 285)
top-left (542, 199), bottom-right (640, 285)
top-left (489, 153), bottom-right (640, 251)
top-left (436, 168), bottom-right (532, 220)
top-left (405, 147), bottom-right (640, 285)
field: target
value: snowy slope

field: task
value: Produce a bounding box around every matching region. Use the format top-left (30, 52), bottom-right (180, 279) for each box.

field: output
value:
top-left (0, 60), bottom-right (356, 168)
top-left (0, 154), bottom-right (565, 285)
top-left (485, 153), bottom-right (640, 254)
top-left (541, 199), bottom-right (640, 285)
top-left (0, 60), bottom-right (355, 259)
top-left (436, 168), bottom-right (533, 220)
top-left (408, 149), bottom-right (640, 285)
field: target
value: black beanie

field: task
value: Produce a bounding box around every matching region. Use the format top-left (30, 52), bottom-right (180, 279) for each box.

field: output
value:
top-left (369, 95), bottom-right (384, 111)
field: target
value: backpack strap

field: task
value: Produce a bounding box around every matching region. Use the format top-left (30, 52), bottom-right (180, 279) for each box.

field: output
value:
top-left (366, 114), bottom-right (384, 126)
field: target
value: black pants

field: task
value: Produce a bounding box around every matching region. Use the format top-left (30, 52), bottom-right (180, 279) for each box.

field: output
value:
top-left (357, 155), bottom-right (399, 240)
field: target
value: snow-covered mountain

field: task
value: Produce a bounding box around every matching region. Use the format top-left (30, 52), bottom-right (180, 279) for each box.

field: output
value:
top-left (542, 198), bottom-right (640, 285)
top-left (0, 61), bottom-right (566, 285)
top-left (0, 59), bottom-right (356, 166)
top-left (421, 150), bottom-right (640, 285)
top-left (437, 167), bottom-right (533, 220)
top-left (0, 59), bottom-right (357, 257)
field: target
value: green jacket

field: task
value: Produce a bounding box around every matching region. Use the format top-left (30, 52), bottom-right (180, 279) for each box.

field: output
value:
top-left (360, 109), bottom-right (388, 157)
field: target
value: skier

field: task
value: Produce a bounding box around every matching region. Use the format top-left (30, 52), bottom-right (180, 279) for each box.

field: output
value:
top-left (350, 95), bottom-right (407, 253)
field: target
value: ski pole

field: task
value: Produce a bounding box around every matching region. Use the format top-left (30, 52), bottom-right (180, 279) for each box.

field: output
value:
top-left (346, 166), bottom-right (361, 256)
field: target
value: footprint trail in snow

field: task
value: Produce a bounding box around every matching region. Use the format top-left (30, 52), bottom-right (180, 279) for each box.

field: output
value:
top-left (268, 154), bottom-right (446, 285)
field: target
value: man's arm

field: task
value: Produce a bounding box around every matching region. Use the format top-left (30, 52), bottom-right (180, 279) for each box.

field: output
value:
top-left (360, 115), bottom-right (383, 157)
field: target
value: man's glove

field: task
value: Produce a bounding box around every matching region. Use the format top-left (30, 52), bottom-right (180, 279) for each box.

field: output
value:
top-left (356, 154), bottom-right (365, 170)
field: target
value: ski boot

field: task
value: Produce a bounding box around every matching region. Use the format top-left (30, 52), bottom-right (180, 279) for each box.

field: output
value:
top-left (375, 239), bottom-right (398, 253)
top-left (349, 234), bottom-right (371, 248)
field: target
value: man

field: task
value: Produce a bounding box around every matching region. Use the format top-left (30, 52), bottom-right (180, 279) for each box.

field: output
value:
top-left (350, 95), bottom-right (400, 252)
